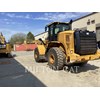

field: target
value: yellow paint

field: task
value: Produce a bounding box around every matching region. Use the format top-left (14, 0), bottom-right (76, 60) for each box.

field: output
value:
top-left (58, 30), bottom-right (75, 57)
top-left (69, 51), bottom-right (100, 63)
top-left (58, 30), bottom-right (100, 63)
top-left (0, 33), bottom-right (11, 54)
top-left (0, 44), bottom-right (11, 53)
top-left (0, 34), bottom-right (5, 44)
top-left (37, 45), bottom-right (46, 55)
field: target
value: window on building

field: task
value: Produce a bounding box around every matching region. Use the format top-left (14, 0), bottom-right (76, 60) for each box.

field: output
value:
top-left (87, 21), bottom-right (90, 25)
top-left (87, 19), bottom-right (90, 25)
top-left (91, 20), bottom-right (95, 24)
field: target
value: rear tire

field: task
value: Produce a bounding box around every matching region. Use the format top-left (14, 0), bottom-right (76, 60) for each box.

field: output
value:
top-left (47, 47), bottom-right (65, 70)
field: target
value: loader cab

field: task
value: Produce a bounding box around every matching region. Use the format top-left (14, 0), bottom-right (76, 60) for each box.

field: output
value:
top-left (45, 21), bottom-right (72, 41)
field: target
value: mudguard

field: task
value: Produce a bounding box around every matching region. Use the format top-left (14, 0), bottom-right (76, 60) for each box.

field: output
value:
top-left (37, 45), bottom-right (46, 55)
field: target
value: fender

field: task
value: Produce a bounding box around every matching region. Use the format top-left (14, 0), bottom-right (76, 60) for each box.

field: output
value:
top-left (37, 45), bottom-right (46, 55)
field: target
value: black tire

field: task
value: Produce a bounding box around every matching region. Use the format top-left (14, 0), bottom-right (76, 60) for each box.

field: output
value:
top-left (47, 47), bottom-right (65, 70)
top-left (34, 48), bottom-right (46, 62)
top-left (7, 53), bottom-right (12, 58)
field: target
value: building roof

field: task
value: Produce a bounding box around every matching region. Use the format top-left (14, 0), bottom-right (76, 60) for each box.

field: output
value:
top-left (35, 32), bottom-right (48, 37)
top-left (73, 12), bottom-right (98, 22)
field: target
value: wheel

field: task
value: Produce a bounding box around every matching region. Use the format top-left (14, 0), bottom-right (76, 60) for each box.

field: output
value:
top-left (34, 48), bottom-right (46, 62)
top-left (34, 48), bottom-right (41, 62)
top-left (7, 53), bottom-right (12, 58)
top-left (47, 47), bottom-right (65, 70)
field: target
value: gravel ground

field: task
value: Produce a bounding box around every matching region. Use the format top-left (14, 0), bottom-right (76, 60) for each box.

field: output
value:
top-left (0, 51), bottom-right (100, 87)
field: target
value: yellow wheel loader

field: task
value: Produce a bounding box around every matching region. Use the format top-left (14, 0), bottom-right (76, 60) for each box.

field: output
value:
top-left (34, 20), bottom-right (100, 70)
top-left (0, 33), bottom-right (11, 57)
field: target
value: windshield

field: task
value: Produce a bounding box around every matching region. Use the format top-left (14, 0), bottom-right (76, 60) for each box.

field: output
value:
top-left (54, 24), bottom-right (70, 34)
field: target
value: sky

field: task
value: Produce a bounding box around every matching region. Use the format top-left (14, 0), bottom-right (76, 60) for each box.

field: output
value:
top-left (0, 12), bottom-right (91, 41)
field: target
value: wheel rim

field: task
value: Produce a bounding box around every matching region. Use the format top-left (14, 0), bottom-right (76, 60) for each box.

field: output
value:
top-left (49, 54), bottom-right (55, 64)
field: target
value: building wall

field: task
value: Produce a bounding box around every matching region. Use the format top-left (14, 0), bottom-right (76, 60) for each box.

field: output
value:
top-left (72, 12), bottom-right (100, 41)
top-left (35, 32), bottom-right (48, 40)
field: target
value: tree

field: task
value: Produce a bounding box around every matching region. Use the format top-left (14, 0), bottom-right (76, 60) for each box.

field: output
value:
top-left (9, 33), bottom-right (26, 47)
top-left (26, 32), bottom-right (35, 43)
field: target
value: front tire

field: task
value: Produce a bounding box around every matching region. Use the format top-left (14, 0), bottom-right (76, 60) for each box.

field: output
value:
top-left (47, 47), bottom-right (65, 70)
top-left (34, 48), bottom-right (46, 62)
top-left (34, 48), bottom-right (41, 62)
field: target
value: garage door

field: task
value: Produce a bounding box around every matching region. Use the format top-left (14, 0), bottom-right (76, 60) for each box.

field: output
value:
top-left (96, 27), bottom-right (100, 42)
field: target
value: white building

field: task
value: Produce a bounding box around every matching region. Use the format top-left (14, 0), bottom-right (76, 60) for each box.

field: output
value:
top-left (72, 12), bottom-right (100, 42)
top-left (35, 32), bottom-right (48, 40)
